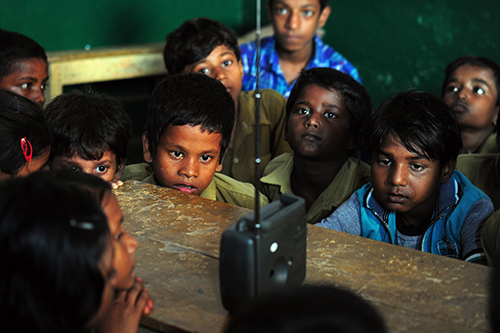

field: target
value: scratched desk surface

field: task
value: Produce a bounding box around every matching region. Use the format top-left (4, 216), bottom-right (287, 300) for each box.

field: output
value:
top-left (115, 180), bottom-right (492, 333)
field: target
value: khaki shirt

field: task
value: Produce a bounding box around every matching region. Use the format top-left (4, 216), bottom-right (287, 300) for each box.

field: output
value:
top-left (221, 89), bottom-right (292, 184)
top-left (260, 153), bottom-right (371, 224)
top-left (456, 153), bottom-right (500, 210)
top-left (122, 163), bottom-right (268, 210)
top-left (481, 209), bottom-right (500, 266)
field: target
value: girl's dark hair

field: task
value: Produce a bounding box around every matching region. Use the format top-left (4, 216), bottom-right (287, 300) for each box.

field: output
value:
top-left (163, 17), bottom-right (241, 75)
top-left (0, 89), bottom-right (53, 175)
top-left (366, 90), bottom-right (462, 167)
top-left (0, 172), bottom-right (109, 332)
top-left (0, 29), bottom-right (47, 79)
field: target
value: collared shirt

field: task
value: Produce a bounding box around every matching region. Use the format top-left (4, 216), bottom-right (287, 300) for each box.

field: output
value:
top-left (240, 35), bottom-right (361, 98)
top-left (121, 163), bottom-right (268, 210)
top-left (260, 153), bottom-right (370, 224)
top-left (220, 89), bottom-right (292, 184)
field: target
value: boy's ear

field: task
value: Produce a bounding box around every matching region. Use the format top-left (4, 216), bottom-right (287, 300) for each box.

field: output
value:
top-left (216, 148), bottom-right (228, 172)
top-left (440, 160), bottom-right (456, 184)
top-left (142, 133), bottom-right (153, 163)
top-left (317, 5), bottom-right (331, 28)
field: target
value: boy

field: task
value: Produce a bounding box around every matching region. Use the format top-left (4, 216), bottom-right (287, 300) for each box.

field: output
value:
top-left (44, 92), bottom-right (132, 183)
top-left (163, 18), bottom-right (291, 184)
top-left (261, 68), bottom-right (371, 224)
top-left (0, 29), bottom-right (48, 108)
top-left (240, 0), bottom-right (360, 98)
top-left (122, 73), bottom-right (268, 210)
top-left (318, 91), bottom-right (494, 263)
top-left (442, 56), bottom-right (500, 154)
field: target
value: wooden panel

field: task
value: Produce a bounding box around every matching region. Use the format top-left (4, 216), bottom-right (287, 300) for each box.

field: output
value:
top-left (115, 180), bottom-right (491, 333)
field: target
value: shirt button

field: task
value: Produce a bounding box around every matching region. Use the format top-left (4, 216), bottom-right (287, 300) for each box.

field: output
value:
top-left (233, 157), bottom-right (239, 164)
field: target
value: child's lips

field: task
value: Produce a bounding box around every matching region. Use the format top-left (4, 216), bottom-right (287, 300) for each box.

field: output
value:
top-left (174, 184), bottom-right (198, 194)
top-left (301, 132), bottom-right (321, 141)
top-left (450, 102), bottom-right (468, 113)
top-left (387, 192), bottom-right (407, 203)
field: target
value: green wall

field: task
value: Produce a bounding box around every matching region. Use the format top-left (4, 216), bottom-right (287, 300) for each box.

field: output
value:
top-left (2, 0), bottom-right (499, 107)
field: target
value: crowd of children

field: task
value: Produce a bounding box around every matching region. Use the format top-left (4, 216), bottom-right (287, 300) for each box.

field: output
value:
top-left (2, 0), bottom-right (500, 330)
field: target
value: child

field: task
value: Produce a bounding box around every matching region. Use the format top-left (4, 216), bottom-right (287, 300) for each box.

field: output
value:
top-left (0, 29), bottom-right (48, 108)
top-left (224, 285), bottom-right (387, 333)
top-left (456, 120), bottom-right (500, 210)
top-left (0, 173), bottom-right (115, 332)
top-left (261, 68), bottom-right (371, 224)
top-left (44, 91), bottom-right (132, 183)
top-left (163, 18), bottom-right (291, 184)
top-left (38, 169), bottom-right (154, 330)
top-left (318, 91), bottom-right (494, 263)
top-left (442, 56), bottom-right (500, 154)
top-left (240, 0), bottom-right (361, 98)
top-left (0, 89), bottom-right (52, 179)
top-left (122, 73), bottom-right (268, 210)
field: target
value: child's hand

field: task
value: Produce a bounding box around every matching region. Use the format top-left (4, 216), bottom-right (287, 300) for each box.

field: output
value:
top-left (136, 277), bottom-right (154, 315)
top-left (96, 278), bottom-right (150, 333)
top-left (109, 179), bottom-right (124, 190)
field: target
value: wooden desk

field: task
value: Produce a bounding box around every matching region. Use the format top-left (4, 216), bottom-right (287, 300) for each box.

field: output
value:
top-left (115, 181), bottom-right (492, 333)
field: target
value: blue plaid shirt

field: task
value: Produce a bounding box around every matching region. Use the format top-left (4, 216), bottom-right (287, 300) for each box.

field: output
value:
top-left (240, 35), bottom-right (361, 98)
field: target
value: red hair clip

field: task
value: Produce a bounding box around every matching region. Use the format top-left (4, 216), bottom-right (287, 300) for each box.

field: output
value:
top-left (20, 137), bottom-right (32, 162)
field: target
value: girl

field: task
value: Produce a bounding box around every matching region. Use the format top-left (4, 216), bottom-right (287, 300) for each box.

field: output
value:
top-left (0, 173), bottom-right (114, 332)
top-left (0, 89), bottom-right (52, 179)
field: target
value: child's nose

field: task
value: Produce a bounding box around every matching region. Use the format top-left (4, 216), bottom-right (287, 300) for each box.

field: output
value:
top-left (213, 67), bottom-right (226, 81)
top-left (389, 165), bottom-right (408, 186)
top-left (305, 113), bottom-right (320, 128)
top-left (286, 11), bottom-right (300, 30)
top-left (127, 235), bottom-right (138, 254)
top-left (180, 158), bottom-right (198, 178)
top-left (32, 90), bottom-right (45, 107)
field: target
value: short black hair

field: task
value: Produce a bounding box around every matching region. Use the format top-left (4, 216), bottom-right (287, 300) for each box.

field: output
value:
top-left (144, 73), bottom-right (235, 163)
top-left (163, 18), bottom-right (241, 75)
top-left (0, 29), bottom-right (47, 79)
top-left (0, 89), bottom-right (52, 175)
top-left (268, 0), bottom-right (329, 12)
top-left (441, 56), bottom-right (500, 107)
top-left (286, 67), bottom-right (372, 147)
top-left (367, 90), bottom-right (462, 167)
top-left (0, 172), bottom-right (109, 332)
top-left (44, 91), bottom-right (132, 167)
top-left (225, 285), bottom-right (387, 333)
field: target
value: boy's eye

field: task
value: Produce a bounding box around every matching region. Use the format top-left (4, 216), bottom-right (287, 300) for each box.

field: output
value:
top-left (302, 9), bottom-right (314, 17)
top-left (275, 7), bottom-right (288, 15)
top-left (474, 87), bottom-right (486, 95)
top-left (171, 151), bottom-right (183, 159)
top-left (297, 108), bottom-right (309, 115)
top-left (378, 159), bottom-right (391, 166)
top-left (21, 83), bottom-right (31, 90)
top-left (324, 111), bottom-right (336, 119)
top-left (69, 165), bottom-right (81, 172)
top-left (222, 60), bottom-right (233, 67)
top-left (411, 164), bottom-right (425, 171)
top-left (200, 155), bottom-right (212, 162)
top-left (96, 166), bottom-right (108, 173)
top-left (197, 68), bottom-right (210, 75)
top-left (41, 83), bottom-right (48, 90)
top-left (114, 232), bottom-right (124, 241)
top-left (447, 85), bottom-right (459, 93)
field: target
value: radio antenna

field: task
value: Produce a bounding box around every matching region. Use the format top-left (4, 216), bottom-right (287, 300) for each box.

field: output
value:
top-left (253, 0), bottom-right (262, 234)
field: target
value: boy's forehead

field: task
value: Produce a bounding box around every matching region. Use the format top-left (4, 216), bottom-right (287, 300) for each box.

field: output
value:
top-left (378, 132), bottom-right (427, 158)
top-left (271, 0), bottom-right (322, 7)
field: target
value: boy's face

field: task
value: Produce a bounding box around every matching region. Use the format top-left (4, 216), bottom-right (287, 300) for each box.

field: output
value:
top-left (442, 64), bottom-right (499, 133)
top-left (0, 57), bottom-right (48, 108)
top-left (184, 44), bottom-right (243, 105)
top-left (267, 0), bottom-right (330, 54)
top-left (143, 124), bottom-right (223, 196)
top-left (51, 149), bottom-right (124, 182)
top-left (371, 132), bottom-right (454, 226)
top-left (286, 84), bottom-right (354, 159)
top-left (102, 191), bottom-right (138, 290)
